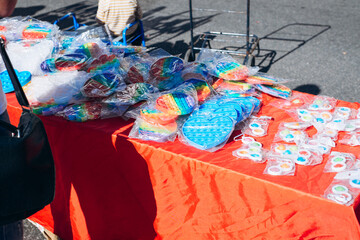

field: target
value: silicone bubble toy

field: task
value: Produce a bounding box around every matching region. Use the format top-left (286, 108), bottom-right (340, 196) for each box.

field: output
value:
top-left (183, 79), bottom-right (211, 102)
top-left (81, 72), bottom-right (120, 98)
top-left (106, 83), bottom-right (158, 105)
top-left (139, 120), bottom-right (178, 141)
top-left (155, 92), bottom-right (196, 115)
top-left (149, 57), bottom-right (184, 79)
top-left (255, 84), bottom-right (292, 99)
top-left (127, 62), bottom-right (151, 83)
top-left (140, 107), bottom-right (178, 125)
top-left (40, 58), bottom-right (57, 73)
top-left (63, 103), bottom-right (102, 122)
top-left (74, 42), bottom-right (101, 58)
top-left (22, 24), bottom-right (52, 39)
top-left (0, 69), bottom-right (31, 93)
top-left (213, 61), bottom-right (249, 80)
top-left (182, 115), bottom-right (234, 150)
top-left (55, 53), bottom-right (88, 71)
top-left (86, 54), bottom-right (120, 73)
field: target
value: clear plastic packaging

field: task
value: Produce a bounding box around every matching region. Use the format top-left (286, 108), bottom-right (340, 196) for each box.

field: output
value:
top-left (339, 132), bottom-right (360, 146)
top-left (263, 155), bottom-right (296, 176)
top-left (197, 48), bottom-right (258, 80)
top-left (323, 151), bottom-right (356, 173)
top-left (232, 139), bottom-right (264, 163)
top-left (268, 91), bottom-right (312, 111)
top-left (283, 121), bottom-right (312, 130)
top-left (180, 114), bottom-right (236, 151)
top-left (312, 127), bottom-right (339, 141)
top-left (294, 145), bottom-right (323, 166)
top-left (5, 39), bottom-right (56, 75)
top-left (274, 123), bottom-right (308, 144)
top-left (103, 83), bottom-right (159, 106)
top-left (244, 72), bottom-right (291, 85)
top-left (56, 102), bottom-right (129, 122)
top-left (323, 179), bottom-right (360, 206)
top-left (293, 108), bottom-right (317, 122)
top-left (180, 78), bottom-right (212, 103)
top-left (254, 83), bottom-right (292, 99)
top-left (129, 118), bottom-right (179, 142)
top-left (24, 70), bottom-right (91, 107)
top-left (305, 138), bottom-right (333, 155)
top-left (192, 95), bottom-right (245, 124)
top-left (343, 119), bottom-right (360, 132)
top-left (333, 107), bottom-right (356, 120)
top-left (152, 84), bottom-right (198, 116)
top-left (242, 116), bottom-right (273, 137)
top-left (269, 143), bottom-right (299, 159)
top-left (120, 52), bottom-right (154, 84)
top-left (80, 71), bottom-right (126, 99)
top-left (212, 78), bottom-right (255, 96)
top-left (308, 95), bottom-right (338, 111)
top-left (0, 16), bottom-right (60, 41)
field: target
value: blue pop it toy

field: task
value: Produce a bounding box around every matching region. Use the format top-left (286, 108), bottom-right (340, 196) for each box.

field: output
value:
top-left (182, 115), bottom-right (234, 150)
top-left (0, 70), bottom-right (31, 93)
top-left (198, 98), bottom-right (245, 123)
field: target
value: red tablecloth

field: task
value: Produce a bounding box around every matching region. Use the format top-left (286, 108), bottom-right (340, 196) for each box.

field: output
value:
top-left (6, 92), bottom-right (360, 239)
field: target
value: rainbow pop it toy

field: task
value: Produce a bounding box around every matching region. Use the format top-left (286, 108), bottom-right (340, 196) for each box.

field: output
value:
top-left (155, 92), bottom-right (196, 116)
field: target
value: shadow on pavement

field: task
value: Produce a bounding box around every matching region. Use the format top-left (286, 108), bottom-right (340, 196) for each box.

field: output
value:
top-left (293, 84), bottom-right (321, 96)
top-left (255, 23), bottom-right (331, 72)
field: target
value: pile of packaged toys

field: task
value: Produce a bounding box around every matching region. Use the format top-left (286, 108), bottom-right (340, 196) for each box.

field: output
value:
top-left (2, 16), bottom-right (360, 205)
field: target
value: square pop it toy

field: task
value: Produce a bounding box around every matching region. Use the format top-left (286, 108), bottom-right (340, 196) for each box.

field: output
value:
top-left (0, 69), bottom-right (31, 93)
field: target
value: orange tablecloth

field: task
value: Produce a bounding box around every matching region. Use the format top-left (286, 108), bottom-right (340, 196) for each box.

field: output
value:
top-left (6, 92), bottom-right (360, 239)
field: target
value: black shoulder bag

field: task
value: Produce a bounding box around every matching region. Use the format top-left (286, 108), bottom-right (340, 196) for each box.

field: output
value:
top-left (0, 38), bottom-right (55, 225)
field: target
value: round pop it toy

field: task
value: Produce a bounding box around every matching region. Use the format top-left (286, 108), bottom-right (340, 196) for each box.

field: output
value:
top-left (149, 57), bottom-right (184, 79)
top-left (0, 69), bottom-right (31, 93)
top-left (183, 78), bottom-right (211, 102)
top-left (55, 53), bottom-right (88, 71)
top-left (81, 72), bottom-right (120, 98)
top-left (22, 24), bottom-right (52, 39)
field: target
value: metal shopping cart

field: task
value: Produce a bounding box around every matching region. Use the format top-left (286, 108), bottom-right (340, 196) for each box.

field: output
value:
top-left (186, 0), bottom-right (259, 65)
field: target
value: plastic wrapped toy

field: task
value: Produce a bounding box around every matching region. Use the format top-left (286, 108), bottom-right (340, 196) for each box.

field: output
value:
top-left (197, 49), bottom-right (258, 80)
top-left (24, 70), bottom-right (90, 107)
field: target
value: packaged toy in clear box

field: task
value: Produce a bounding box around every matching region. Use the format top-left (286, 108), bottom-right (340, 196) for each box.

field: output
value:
top-left (263, 155), bottom-right (296, 176)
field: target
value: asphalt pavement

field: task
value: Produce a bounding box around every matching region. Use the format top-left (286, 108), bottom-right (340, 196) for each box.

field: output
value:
top-left (9, 0), bottom-right (360, 239)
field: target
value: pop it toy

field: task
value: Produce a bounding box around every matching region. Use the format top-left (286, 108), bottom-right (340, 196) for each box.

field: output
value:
top-left (182, 115), bottom-right (234, 150)
top-left (0, 69), bottom-right (31, 93)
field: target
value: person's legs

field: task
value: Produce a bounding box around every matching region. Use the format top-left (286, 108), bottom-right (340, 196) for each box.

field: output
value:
top-left (0, 110), bottom-right (10, 136)
top-left (0, 221), bottom-right (23, 240)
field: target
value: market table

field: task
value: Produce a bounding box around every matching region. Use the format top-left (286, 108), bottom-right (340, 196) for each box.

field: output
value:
top-left (6, 91), bottom-right (360, 240)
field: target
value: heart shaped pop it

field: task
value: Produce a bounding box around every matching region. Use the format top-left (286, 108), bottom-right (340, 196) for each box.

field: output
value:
top-left (0, 69), bottom-right (31, 93)
top-left (182, 115), bottom-right (234, 150)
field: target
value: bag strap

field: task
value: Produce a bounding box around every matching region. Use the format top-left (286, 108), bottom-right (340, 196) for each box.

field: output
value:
top-left (0, 38), bottom-right (30, 107)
